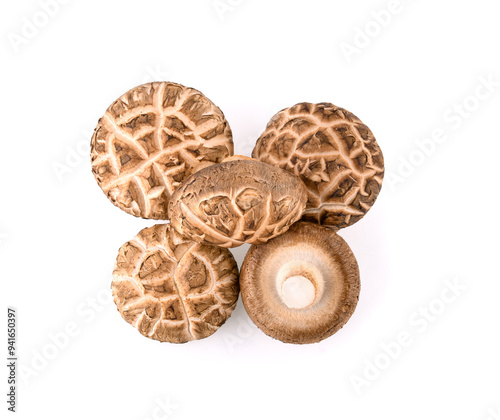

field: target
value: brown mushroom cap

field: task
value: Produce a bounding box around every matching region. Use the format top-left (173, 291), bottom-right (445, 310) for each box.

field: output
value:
top-left (167, 159), bottom-right (308, 248)
top-left (221, 154), bottom-right (255, 163)
top-left (91, 82), bottom-right (233, 219)
top-left (240, 222), bottom-right (360, 344)
top-left (252, 102), bottom-right (384, 229)
top-left (111, 224), bottom-right (239, 343)
top-left (192, 154), bottom-right (255, 174)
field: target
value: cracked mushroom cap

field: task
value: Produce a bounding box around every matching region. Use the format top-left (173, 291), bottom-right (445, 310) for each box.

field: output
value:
top-left (240, 222), bottom-right (360, 344)
top-left (252, 102), bottom-right (384, 229)
top-left (91, 82), bottom-right (233, 219)
top-left (167, 159), bottom-right (308, 248)
top-left (111, 224), bottom-right (240, 343)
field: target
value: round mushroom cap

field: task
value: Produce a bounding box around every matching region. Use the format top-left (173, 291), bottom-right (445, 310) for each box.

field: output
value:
top-left (221, 154), bottom-right (255, 163)
top-left (168, 159), bottom-right (308, 248)
top-left (240, 222), bottom-right (360, 344)
top-left (192, 154), bottom-right (255, 174)
top-left (252, 102), bottom-right (384, 229)
top-left (91, 82), bottom-right (233, 219)
top-left (111, 224), bottom-right (240, 343)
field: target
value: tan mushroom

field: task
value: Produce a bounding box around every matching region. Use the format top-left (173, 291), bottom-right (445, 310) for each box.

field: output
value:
top-left (91, 82), bottom-right (233, 219)
top-left (240, 222), bottom-right (360, 344)
top-left (193, 154), bottom-right (254, 173)
top-left (253, 102), bottom-right (384, 229)
top-left (168, 159), bottom-right (308, 248)
top-left (221, 154), bottom-right (255, 163)
top-left (111, 224), bottom-right (239, 343)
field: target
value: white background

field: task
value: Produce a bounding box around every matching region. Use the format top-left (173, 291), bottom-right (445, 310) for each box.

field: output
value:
top-left (2, 0), bottom-right (500, 419)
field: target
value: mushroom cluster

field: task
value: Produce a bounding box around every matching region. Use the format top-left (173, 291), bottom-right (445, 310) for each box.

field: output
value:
top-left (91, 82), bottom-right (384, 345)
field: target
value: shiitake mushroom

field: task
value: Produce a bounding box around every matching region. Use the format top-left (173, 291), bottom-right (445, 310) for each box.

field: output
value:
top-left (240, 222), bottom-right (360, 344)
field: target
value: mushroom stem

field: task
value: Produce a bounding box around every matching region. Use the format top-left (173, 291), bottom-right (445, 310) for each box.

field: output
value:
top-left (240, 221), bottom-right (360, 344)
top-left (281, 275), bottom-right (316, 309)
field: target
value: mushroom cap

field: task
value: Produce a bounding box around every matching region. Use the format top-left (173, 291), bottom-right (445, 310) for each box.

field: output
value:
top-left (252, 102), bottom-right (384, 229)
top-left (111, 224), bottom-right (240, 343)
top-left (240, 222), bottom-right (360, 344)
top-left (167, 159), bottom-right (308, 248)
top-left (91, 82), bottom-right (233, 219)
top-left (192, 155), bottom-right (255, 174)
top-left (221, 154), bottom-right (255, 163)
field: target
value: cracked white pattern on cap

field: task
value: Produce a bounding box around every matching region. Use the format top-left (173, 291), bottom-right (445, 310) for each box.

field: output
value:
top-left (168, 159), bottom-right (308, 248)
top-left (91, 82), bottom-right (233, 219)
top-left (253, 102), bottom-right (384, 229)
top-left (111, 224), bottom-right (239, 343)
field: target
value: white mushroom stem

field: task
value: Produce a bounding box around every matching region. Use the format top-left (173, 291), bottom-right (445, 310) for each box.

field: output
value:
top-left (281, 276), bottom-right (316, 309)
top-left (240, 222), bottom-right (360, 344)
top-left (272, 249), bottom-right (326, 309)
